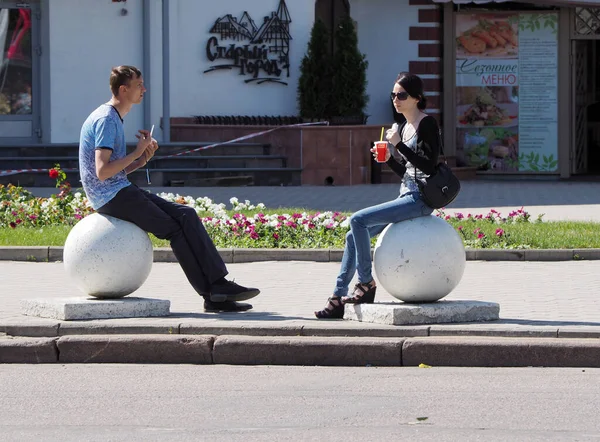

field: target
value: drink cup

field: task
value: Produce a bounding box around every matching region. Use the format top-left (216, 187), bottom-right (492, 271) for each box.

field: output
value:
top-left (375, 141), bottom-right (388, 162)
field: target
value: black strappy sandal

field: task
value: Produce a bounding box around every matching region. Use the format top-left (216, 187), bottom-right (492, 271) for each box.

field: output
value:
top-left (315, 296), bottom-right (344, 319)
top-left (344, 281), bottom-right (377, 304)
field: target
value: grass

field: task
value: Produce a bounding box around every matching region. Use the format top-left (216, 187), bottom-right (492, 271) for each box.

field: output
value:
top-left (1, 219), bottom-right (600, 249)
top-left (446, 220), bottom-right (600, 249)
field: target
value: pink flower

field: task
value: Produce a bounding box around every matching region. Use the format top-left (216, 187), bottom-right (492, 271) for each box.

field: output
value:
top-left (272, 233), bottom-right (279, 240)
top-left (250, 231), bottom-right (259, 240)
top-left (456, 213), bottom-right (464, 220)
top-left (74, 214), bottom-right (82, 220)
top-left (477, 232), bottom-right (485, 239)
top-left (445, 215), bottom-right (451, 220)
top-left (495, 228), bottom-right (504, 237)
top-left (308, 223), bottom-right (316, 229)
top-left (9, 222), bottom-right (16, 228)
top-left (458, 226), bottom-right (463, 231)
top-left (292, 213), bottom-right (302, 219)
top-left (15, 219), bottom-right (22, 224)
top-left (29, 215), bottom-right (37, 220)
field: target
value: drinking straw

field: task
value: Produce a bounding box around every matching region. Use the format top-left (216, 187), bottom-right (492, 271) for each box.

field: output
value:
top-left (380, 127), bottom-right (385, 142)
top-left (146, 125), bottom-right (155, 185)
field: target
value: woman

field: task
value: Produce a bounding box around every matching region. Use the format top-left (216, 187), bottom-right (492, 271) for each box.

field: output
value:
top-left (315, 72), bottom-right (441, 319)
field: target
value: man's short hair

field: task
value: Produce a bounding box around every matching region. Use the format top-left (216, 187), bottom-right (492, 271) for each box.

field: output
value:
top-left (109, 65), bottom-right (142, 96)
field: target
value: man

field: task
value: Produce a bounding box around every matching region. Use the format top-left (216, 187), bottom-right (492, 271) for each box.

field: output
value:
top-left (78, 65), bottom-right (260, 312)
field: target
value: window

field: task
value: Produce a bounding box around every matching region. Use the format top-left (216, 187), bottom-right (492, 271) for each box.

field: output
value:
top-left (574, 7), bottom-right (600, 36)
top-left (0, 8), bottom-right (32, 115)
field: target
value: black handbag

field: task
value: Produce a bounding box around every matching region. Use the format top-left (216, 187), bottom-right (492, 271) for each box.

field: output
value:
top-left (415, 129), bottom-right (461, 209)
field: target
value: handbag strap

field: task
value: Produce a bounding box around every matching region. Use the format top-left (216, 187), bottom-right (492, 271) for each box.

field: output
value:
top-left (412, 124), bottom-right (446, 182)
top-left (438, 127), bottom-right (447, 162)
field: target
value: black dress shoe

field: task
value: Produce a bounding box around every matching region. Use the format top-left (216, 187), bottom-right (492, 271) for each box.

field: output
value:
top-left (209, 279), bottom-right (260, 303)
top-left (204, 299), bottom-right (253, 312)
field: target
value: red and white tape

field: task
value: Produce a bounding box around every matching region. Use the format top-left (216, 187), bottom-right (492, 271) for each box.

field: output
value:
top-left (153, 120), bottom-right (328, 160)
top-left (0, 167), bottom-right (78, 177)
top-left (0, 121), bottom-right (329, 177)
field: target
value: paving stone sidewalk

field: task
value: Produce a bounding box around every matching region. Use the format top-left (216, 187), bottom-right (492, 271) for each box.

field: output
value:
top-left (3, 182), bottom-right (600, 365)
top-left (2, 260), bottom-right (600, 338)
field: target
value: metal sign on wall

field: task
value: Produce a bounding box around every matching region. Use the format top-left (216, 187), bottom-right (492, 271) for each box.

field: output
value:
top-left (204, 0), bottom-right (292, 85)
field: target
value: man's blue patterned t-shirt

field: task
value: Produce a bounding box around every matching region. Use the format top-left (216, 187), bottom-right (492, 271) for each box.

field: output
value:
top-left (79, 104), bottom-right (130, 209)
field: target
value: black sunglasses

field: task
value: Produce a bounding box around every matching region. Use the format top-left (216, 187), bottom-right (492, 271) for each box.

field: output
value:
top-left (390, 92), bottom-right (410, 101)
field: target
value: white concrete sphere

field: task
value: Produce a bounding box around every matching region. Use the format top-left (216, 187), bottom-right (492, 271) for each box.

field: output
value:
top-left (64, 213), bottom-right (153, 298)
top-left (373, 215), bottom-right (466, 303)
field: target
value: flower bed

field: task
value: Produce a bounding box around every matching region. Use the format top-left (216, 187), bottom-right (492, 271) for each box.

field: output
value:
top-left (2, 165), bottom-right (596, 250)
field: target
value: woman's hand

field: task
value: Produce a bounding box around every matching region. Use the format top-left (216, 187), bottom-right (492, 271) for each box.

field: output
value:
top-left (385, 123), bottom-right (401, 146)
top-left (370, 143), bottom-right (391, 163)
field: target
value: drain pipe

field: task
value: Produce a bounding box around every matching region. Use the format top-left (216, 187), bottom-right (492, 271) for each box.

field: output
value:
top-left (162, 0), bottom-right (171, 142)
top-left (142, 0), bottom-right (151, 132)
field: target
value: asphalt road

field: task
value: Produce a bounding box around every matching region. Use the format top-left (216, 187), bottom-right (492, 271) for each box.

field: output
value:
top-left (1, 365), bottom-right (599, 441)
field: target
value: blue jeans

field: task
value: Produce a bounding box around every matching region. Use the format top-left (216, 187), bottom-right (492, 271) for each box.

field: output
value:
top-left (333, 191), bottom-right (433, 297)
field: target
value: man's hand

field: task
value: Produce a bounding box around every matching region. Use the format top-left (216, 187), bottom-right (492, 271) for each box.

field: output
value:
top-left (134, 129), bottom-right (153, 157)
top-left (142, 139), bottom-right (159, 164)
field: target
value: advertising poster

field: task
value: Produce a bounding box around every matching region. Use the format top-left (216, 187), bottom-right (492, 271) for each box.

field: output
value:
top-left (455, 12), bottom-right (558, 173)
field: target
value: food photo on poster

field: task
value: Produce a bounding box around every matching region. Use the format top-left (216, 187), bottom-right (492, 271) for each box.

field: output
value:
top-left (456, 86), bottom-right (519, 172)
top-left (456, 14), bottom-right (519, 59)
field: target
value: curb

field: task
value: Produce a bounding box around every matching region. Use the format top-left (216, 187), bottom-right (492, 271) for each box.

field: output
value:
top-left (3, 321), bottom-right (600, 339)
top-left (1, 246), bottom-right (600, 263)
top-left (3, 334), bottom-right (600, 367)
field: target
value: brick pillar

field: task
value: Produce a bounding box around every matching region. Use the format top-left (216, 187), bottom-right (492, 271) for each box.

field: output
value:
top-left (408, 0), bottom-right (443, 125)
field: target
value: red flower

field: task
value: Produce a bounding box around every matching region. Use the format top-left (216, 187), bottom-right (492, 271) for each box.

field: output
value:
top-left (49, 169), bottom-right (59, 179)
top-left (9, 222), bottom-right (16, 228)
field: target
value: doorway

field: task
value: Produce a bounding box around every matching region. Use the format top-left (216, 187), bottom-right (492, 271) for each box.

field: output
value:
top-left (0, 1), bottom-right (40, 145)
top-left (571, 8), bottom-right (600, 175)
top-left (314, 0), bottom-right (350, 55)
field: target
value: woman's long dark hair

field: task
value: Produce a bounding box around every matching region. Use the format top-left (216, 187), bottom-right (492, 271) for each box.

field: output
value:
top-left (395, 72), bottom-right (427, 110)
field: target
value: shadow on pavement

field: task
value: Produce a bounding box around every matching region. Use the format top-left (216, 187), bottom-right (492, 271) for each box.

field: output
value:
top-left (496, 318), bottom-right (600, 327)
top-left (170, 311), bottom-right (308, 321)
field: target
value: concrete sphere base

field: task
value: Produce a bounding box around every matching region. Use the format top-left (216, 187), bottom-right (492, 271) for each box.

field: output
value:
top-left (373, 215), bottom-right (466, 303)
top-left (63, 214), bottom-right (153, 298)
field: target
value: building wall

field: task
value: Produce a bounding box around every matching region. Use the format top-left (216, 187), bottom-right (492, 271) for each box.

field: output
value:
top-left (45, 0), bottom-right (439, 142)
top-left (47, 0), bottom-right (312, 143)
top-left (48, 0), bottom-right (144, 143)
top-left (350, 0), bottom-right (441, 125)
top-left (168, 0), bottom-right (313, 120)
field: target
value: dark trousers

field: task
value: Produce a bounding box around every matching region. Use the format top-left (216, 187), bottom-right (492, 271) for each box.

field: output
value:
top-left (97, 184), bottom-right (228, 296)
